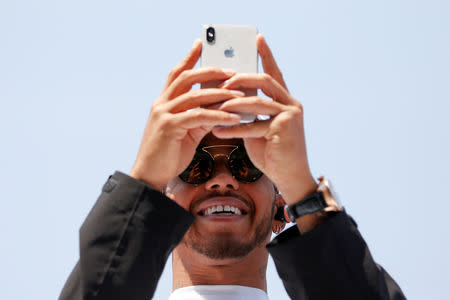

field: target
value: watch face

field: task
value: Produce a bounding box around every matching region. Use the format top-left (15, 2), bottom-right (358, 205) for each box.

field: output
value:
top-left (327, 180), bottom-right (342, 208)
top-left (318, 178), bottom-right (342, 209)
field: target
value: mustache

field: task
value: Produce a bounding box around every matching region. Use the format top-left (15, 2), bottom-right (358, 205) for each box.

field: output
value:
top-left (190, 190), bottom-right (255, 215)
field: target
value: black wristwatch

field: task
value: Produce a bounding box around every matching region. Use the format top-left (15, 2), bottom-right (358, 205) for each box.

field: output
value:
top-left (275, 177), bottom-right (342, 223)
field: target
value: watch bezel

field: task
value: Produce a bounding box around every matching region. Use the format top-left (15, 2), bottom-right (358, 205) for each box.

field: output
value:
top-left (317, 176), bottom-right (342, 212)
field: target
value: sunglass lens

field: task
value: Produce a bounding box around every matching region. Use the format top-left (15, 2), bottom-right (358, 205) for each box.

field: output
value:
top-left (179, 151), bottom-right (213, 184)
top-left (229, 147), bottom-right (263, 183)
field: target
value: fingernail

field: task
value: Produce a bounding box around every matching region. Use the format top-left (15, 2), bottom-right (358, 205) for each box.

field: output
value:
top-left (222, 68), bottom-right (235, 76)
top-left (230, 90), bottom-right (245, 96)
top-left (229, 113), bottom-right (241, 120)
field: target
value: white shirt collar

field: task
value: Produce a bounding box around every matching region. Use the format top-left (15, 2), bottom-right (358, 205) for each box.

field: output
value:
top-left (168, 285), bottom-right (269, 300)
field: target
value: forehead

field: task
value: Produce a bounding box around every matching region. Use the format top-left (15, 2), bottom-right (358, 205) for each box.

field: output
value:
top-left (200, 132), bottom-right (243, 147)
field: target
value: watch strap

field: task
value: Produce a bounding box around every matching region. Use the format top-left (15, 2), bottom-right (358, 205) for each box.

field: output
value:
top-left (286, 192), bottom-right (327, 222)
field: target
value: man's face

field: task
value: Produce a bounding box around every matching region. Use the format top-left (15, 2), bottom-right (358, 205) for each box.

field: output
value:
top-left (166, 134), bottom-right (276, 260)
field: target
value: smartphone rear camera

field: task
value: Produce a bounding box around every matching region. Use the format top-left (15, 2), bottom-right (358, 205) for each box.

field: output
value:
top-left (206, 27), bottom-right (215, 43)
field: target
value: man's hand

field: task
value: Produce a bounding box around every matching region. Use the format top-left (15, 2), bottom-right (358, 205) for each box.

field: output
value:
top-left (212, 34), bottom-right (317, 205)
top-left (130, 40), bottom-right (243, 190)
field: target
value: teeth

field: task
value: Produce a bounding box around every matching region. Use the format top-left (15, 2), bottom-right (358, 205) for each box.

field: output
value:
top-left (203, 205), bottom-right (243, 216)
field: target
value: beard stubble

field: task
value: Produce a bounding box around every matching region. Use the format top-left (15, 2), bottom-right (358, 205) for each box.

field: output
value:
top-left (182, 207), bottom-right (275, 260)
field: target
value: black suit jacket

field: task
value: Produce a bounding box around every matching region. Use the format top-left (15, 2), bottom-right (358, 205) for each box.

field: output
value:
top-left (59, 171), bottom-right (406, 300)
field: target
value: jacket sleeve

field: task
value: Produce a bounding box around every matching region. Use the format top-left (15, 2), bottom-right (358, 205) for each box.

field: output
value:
top-left (59, 171), bottom-right (195, 300)
top-left (266, 210), bottom-right (406, 300)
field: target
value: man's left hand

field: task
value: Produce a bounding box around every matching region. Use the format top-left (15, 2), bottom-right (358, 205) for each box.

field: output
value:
top-left (212, 34), bottom-right (317, 205)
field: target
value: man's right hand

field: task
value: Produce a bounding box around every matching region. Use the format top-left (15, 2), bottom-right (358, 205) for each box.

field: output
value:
top-left (129, 40), bottom-right (243, 190)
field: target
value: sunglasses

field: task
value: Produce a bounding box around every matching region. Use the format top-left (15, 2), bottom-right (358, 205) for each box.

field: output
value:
top-left (179, 144), bottom-right (263, 185)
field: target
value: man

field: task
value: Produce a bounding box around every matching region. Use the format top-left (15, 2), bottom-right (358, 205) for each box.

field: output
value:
top-left (59, 35), bottom-right (406, 300)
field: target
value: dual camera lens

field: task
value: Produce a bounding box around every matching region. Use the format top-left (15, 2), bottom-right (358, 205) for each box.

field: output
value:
top-left (206, 27), bottom-right (215, 43)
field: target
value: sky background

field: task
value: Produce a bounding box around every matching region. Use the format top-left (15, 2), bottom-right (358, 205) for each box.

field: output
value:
top-left (1, 0), bottom-right (449, 299)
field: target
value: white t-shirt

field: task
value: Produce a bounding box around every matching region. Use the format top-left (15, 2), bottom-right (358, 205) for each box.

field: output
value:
top-left (168, 285), bottom-right (269, 300)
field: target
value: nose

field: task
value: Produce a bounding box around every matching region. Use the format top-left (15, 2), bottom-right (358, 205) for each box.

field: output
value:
top-left (205, 158), bottom-right (240, 191)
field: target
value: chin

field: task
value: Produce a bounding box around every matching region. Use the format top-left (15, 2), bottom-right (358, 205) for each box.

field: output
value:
top-left (202, 226), bottom-right (246, 236)
top-left (181, 215), bottom-right (272, 260)
top-left (183, 233), bottom-right (257, 260)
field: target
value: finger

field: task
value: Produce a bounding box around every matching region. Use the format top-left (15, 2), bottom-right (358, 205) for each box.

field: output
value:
top-left (220, 73), bottom-right (296, 105)
top-left (174, 108), bottom-right (241, 129)
top-left (218, 97), bottom-right (285, 115)
top-left (212, 119), bottom-right (271, 139)
top-left (163, 39), bottom-right (202, 92)
top-left (166, 89), bottom-right (245, 113)
top-left (257, 34), bottom-right (288, 89)
top-left (165, 67), bottom-right (236, 100)
top-left (187, 125), bottom-right (216, 142)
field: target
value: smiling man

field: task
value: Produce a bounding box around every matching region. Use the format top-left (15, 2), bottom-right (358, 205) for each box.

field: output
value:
top-left (167, 135), bottom-right (280, 297)
top-left (59, 35), bottom-right (405, 300)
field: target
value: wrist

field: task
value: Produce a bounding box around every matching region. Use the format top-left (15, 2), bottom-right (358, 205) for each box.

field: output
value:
top-left (279, 175), bottom-right (318, 205)
top-left (284, 176), bottom-right (341, 234)
top-left (129, 165), bottom-right (167, 192)
top-left (295, 213), bottom-right (327, 234)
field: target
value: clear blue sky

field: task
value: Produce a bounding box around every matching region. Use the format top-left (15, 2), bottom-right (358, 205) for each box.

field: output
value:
top-left (1, 0), bottom-right (449, 299)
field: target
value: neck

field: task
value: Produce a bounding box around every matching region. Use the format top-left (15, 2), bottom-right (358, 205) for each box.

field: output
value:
top-left (172, 243), bottom-right (269, 292)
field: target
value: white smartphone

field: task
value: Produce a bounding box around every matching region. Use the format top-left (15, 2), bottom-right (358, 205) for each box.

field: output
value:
top-left (201, 24), bottom-right (258, 123)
